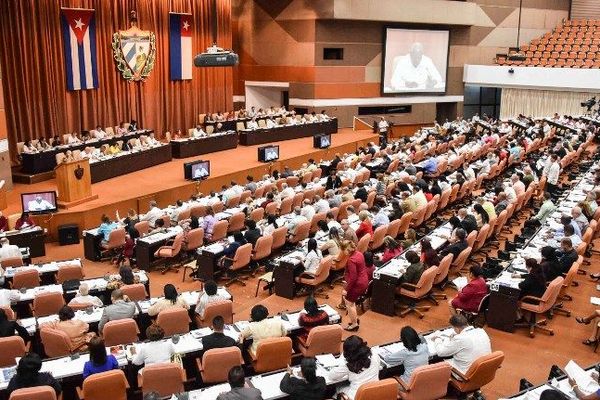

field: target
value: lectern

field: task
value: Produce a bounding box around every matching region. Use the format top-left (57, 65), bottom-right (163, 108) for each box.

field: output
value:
top-left (55, 159), bottom-right (98, 208)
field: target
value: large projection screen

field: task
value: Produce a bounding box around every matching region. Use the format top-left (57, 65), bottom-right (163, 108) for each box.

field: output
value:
top-left (382, 28), bottom-right (450, 95)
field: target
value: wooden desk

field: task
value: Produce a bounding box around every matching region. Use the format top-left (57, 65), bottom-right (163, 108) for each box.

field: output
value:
top-left (170, 132), bottom-right (238, 158)
top-left (486, 286), bottom-right (520, 332)
top-left (238, 119), bottom-right (338, 146)
top-left (3, 227), bottom-right (45, 258)
top-left (273, 260), bottom-right (298, 300)
top-left (89, 144), bottom-right (172, 183)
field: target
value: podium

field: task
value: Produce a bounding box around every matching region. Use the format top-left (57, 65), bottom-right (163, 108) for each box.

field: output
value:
top-left (55, 159), bottom-right (98, 209)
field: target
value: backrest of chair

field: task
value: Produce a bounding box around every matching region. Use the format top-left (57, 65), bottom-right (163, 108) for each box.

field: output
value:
top-left (12, 269), bottom-right (40, 289)
top-left (433, 254), bottom-right (453, 285)
top-left (279, 197), bottom-right (294, 215)
top-left (156, 307), bottom-right (191, 336)
top-left (357, 233), bottom-right (371, 253)
top-left (33, 292), bottom-right (65, 317)
top-left (252, 235), bottom-right (273, 261)
top-left (304, 324), bottom-right (342, 356)
top-left (250, 207), bottom-right (265, 223)
top-left (311, 256), bottom-right (333, 285)
top-left (539, 277), bottom-right (564, 312)
top-left (255, 337), bottom-right (293, 373)
top-left (201, 347), bottom-right (244, 384)
top-left (102, 318), bottom-right (139, 346)
top-left (227, 213), bottom-right (245, 234)
top-left (310, 212), bottom-right (327, 234)
top-left (9, 386), bottom-right (57, 400)
top-left (232, 243), bottom-right (253, 270)
top-left (411, 206), bottom-right (426, 227)
top-left (452, 247), bottom-right (472, 269)
top-left (177, 208), bottom-right (191, 222)
top-left (466, 230), bottom-right (477, 248)
top-left (200, 300), bottom-right (233, 328)
top-left (134, 221), bottom-right (150, 236)
top-left (1, 306), bottom-right (15, 320)
top-left (82, 369), bottom-right (128, 400)
top-left (290, 221), bottom-right (310, 243)
top-left (562, 256), bottom-right (582, 290)
top-left (386, 219), bottom-right (401, 239)
top-left (142, 362), bottom-right (184, 397)
top-left (121, 283), bottom-right (148, 301)
top-left (0, 336), bottom-right (26, 368)
top-left (413, 266), bottom-right (437, 296)
top-left (397, 212), bottom-right (413, 237)
top-left (370, 225), bottom-right (388, 250)
top-left (57, 264), bottom-right (85, 283)
top-left (1, 257), bottom-right (23, 268)
top-left (186, 228), bottom-right (205, 251)
top-left (473, 224), bottom-right (490, 251)
top-left (190, 205), bottom-right (207, 218)
top-left (7, 214), bottom-right (20, 231)
top-left (169, 233), bottom-right (184, 255)
top-left (271, 226), bottom-right (288, 251)
top-left (211, 220), bottom-right (228, 242)
top-left (404, 362), bottom-right (452, 400)
top-left (264, 201), bottom-right (278, 216)
top-left (40, 327), bottom-right (72, 358)
top-left (460, 351), bottom-right (505, 393)
top-left (107, 228), bottom-right (127, 249)
top-left (355, 378), bottom-right (398, 400)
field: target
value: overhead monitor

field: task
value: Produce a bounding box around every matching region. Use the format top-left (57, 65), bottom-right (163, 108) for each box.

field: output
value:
top-left (382, 27), bottom-right (450, 95)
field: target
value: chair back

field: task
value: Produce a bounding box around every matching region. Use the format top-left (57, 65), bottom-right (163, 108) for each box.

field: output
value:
top-left (279, 197), bottom-right (294, 215)
top-left (185, 228), bottom-right (205, 252)
top-left (177, 208), bottom-right (191, 222)
top-left (190, 205), bottom-right (207, 218)
top-left (254, 337), bottom-right (293, 373)
top-left (121, 283), bottom-right (148, 301)
top-left (231, 243), bottom-right (253, 271)
top-left (0, 306), bottom-right (15, 320)
top-left (310, 212), bottom-right (327, 234)
top-left (303, 324), bottom-right (342, 356)
top-left (56, 264), bottom-right (85, 283)
top-left (562, 256), bottom-right (582, 292)
top-left (7, 214), bottom-right (20, 231)
top-left (386, 219), bottom-right (402, 239)
top-left (370, 225), bottom-right (387, 250)
top-left (156, 307), bottom-right (191, 336)
top-left (12, 269), bottom-right (40, 289)
top-left (1, 257), bottom-right (23, 268)
top-left (456, 351), bottom-right (505, 393)
top-left (433, 254), bottom-right (453, 285)
top-left (0, 336), bottom-right (27, 368)
top-left (411, 206), bottom-right (426, 228)
top-left (473, 224), bottom-right (490, 252)
top-left (33, 292), bottom-right (65, 317)
top-left (299, 256), bottom-right (333, 286)
top-left (40, 327), bottom-right (72, 358)
top-left (401, 362), bottom-right (452, 400)
top-left (211, 220), bottom-right (228, 242)
top-left (289, 221), bottom-right (310, 244)
top-left (451, 247), bottom-right (472, 270)
top-left (271, 227), bottom-right (288, 251)
top-left (227, 212), bottom-right (245, 232)
top-left (536, 277), bottom-right (564, 313)
top-left (9, 386), bottom-right (57, 400)
top-left (252, 235), bottom-right (273, 262)
top-left (200, 347), bottom-right (244, 384)
top-left (355, 378), bottom-right (398, 400)
top-left (356, 233), bottom-right (371, 253)
top-left (106, 228), bottom-right (127, 250)
top-left (81, 369), bottom-right (129, 400)
top-left (409, 266), bottom-right (437, 297)
top-left (199, 300), bottom-right (233, 328)
top-left (169, 233), bottom-right (184, 256)
top-left (397, 212), bottom-right (413, 238)
top-left (250, 207), bottom-right (265, 223)
top-left (466, 230), bottom-right (477, 248)
top-left (264, 202), bottom-right (279, 216)
top-left (141, 362), bottom-right (185, 397)
top-left (102, 318), bottom-right (139, 346)
top-left (134, 221), bottom-right (150, 236)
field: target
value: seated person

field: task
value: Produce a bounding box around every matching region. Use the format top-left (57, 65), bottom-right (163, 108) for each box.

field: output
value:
top-left (402, 250), bottom-right (425, 284)
top-left (514, 258), bottom-right (547, 300)
top-left (0, 308), bottom-right (30, 343)
top-left (7, 353), bottom-right (61, 397)
top-left (131, 324), bottom-right (175, 367)
top-left (202, 315), bottom-right (238, 351)
top-left (148, 284), bottom-right (189, 317)
top-left (241, 304), bottom-right (286, 357)
top-left (69, 283), bottom-right (104, 308)
top-left (563, 223), bottom-right (582, 248)
top-left (431, 314), bottom-right (491, 374)
top-left (216, 366), bottom-right (263, 400)
top-left (41, 305), bottom-right (95, 352)
top-left (355, 211), bottom-right (374, 239)
top-left (98, 214), bottom-right (118, 247)
top-left (280, 357), bottom-right (327, 400)
top-left (98, 289), bottom-right (137, 333)
top-left (382, 326), bottom-right (428, 383)
top-left (379, 236), bottom-right (402, 264)
top-left (0, 237), bottom-right (21, 263)
top-left (556, 237), bottom-right (579, 275)
top-left (524, 192), bottom-right (556, 228)
top-left (243, 219), bottom-right (262, 247)
top-left (302, 238), bottom-right (323, 276)
top-left (15, 212), bottom-right (35, 230)
top-left (192, 124), bottom-right (206, 138)
top-left (440, 228), bottom-right (468, 259)
top-left (449, 266), bottom-right (488, 314)
top-left (195, 280), bottom-right (227, 319)
top-left (83, 337), bottom-right (119, 378)
top-left (297, 296), bottom-right (329, 343)
top-left (420, 237), bottom-right (441, 268)
top-left (219, 232), bottom-right (247, 270)
top-left (400, 228), bottom-right (417, 249)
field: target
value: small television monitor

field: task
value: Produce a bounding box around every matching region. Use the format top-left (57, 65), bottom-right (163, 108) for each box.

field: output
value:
top-left (258, 145), bottom-right (280, 162)
top-left (313, 134), bottom-right (331, 149)
top-left (21, 191), bottom-right (58, 214)
top-left (184, 160), bottom-right (211, 180)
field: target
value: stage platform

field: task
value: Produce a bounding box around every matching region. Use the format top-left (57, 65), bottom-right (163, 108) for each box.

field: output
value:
top-left (3, 128), bottom-right (378, 241)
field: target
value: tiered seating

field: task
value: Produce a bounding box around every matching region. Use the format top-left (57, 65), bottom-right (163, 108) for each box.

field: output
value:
top-left (495, 19), bottom-right (600, 68)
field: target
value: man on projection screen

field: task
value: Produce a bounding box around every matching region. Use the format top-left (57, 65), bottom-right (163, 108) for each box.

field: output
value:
top-left (390, 42), bottom-right (443, 91)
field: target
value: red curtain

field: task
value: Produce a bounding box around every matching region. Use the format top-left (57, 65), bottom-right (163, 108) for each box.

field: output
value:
top-left (0, 0), bottom-right (233, 163)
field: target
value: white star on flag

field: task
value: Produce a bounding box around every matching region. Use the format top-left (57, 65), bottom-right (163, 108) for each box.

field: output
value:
top-left (74, 18), bottom-right (85, 30)
top-left (183, 21), bottom-right (190, 30)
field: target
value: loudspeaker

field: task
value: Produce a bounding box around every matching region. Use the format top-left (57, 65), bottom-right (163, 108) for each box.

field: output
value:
top-left (58, 224), bottom-right (80, 246)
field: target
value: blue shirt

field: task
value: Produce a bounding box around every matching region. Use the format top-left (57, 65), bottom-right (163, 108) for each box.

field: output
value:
top-left (83, 355), bottom-right (119, 378)
top-left (422, 158), bottom-right (438, 174)
top-left (98, 222), bottom-right (118, 242)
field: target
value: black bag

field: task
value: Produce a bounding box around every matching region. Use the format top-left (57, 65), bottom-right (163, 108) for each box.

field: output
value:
top-left (62, 279), bottom-right (81, 292)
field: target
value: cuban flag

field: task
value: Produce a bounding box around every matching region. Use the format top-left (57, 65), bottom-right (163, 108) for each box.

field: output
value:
top-left (61, 8), bottom-right (98, 91)
top-left (169, 13), bottom-right (193, 80)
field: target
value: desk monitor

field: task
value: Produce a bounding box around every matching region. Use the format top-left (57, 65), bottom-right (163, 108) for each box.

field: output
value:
top-left (184, 160), bottom-right (211, 180)
top-left (313, 134), bottom-right (331, 149)
top-left (21, 191), bottom-right (58, 214)
top-left (258, 145), bottom-right (280, 162)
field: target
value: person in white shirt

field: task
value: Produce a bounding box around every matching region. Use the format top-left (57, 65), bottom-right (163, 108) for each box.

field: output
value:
top-left (246, 118), bottom-right (259, 130)
top-left (27, 196), bottom-right (54, 212)
top-left (503, 182), bottom-right (517, 203)
top-left (192, 124), bottom-right (206, 138)
top-left (147, 132), bottom-right (160, 146)
top-left (169, 200), bottom-right (189, 224)
top-left (68, 283), bottom-right (103, 308)
top-left (390, 42), bottom-right (443, 91)
top-left (0, 238), bottom-right (21, 262)
top-left (265, 118), bottom-right (277, 129)
top-left (67, 132), bottom-right (81, 145)
top-left (21, 140), bottom-right (38, 154)
top-left (300, 199), bottom-right (316, 221)
top-left (313, 195), bottom-right (330, 214)
top-left (93, 126), bottom-right (106, 139)
top-left (0, 287), bottom-right (20, 307)
top-left (279, 183), bottom-right (295, 200)
top-left (287, 207), bottom-right (309, 236)
top-left (511, 174), bottom-right (526, 197)
top-left (131, 324), bottom-right (176, 367)
top-left (326, 212), bottom-right (342, 231)
top-left (545, 153), bottom-right (561, 197)
top-left (328, 335), bottom-right (381, 400)
top-left (432, 315), bottom-right (491, 374)
top-left (140, 200), bottom-right (163, 227)
top-left (302, 239), bottom-right (322, 275)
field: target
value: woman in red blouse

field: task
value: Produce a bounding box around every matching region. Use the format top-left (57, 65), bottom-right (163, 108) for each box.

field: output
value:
top-left (15, 212), bottom-right (35, 230)
top-left (449, 265), bottom-right (488, 314)
top-left (380, 236), bottom-right (402, 264)
top-left (420, 237), bottom-right (441, 268)
top-left (298, 296), bottom-right (329, 343)
top-left (355, 211), bottom-right (373, 239)
top-left (340, 240), bottom-right (369, 332)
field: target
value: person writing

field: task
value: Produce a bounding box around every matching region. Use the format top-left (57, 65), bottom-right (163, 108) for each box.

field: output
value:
top-left (147, 284), bottom-right (189, 317)
top-left (131, 324), bottom-right (176, 367)
top-left (6, 353), bottom-right (61, 397)
top-left (382, 326), bottom-right (428, 383)
top-left (202, 315), bottom-right (238, 351)
top-left (280, 357), bottom-right (327, 400)
top-left (297, 296), bottom-right (329, 343)
top-left (241, 304), bottom-right (286, 357)
top-left (448, 265), bottom-right (488, 315)
top-left (83, 337), bottom-right (119, 378)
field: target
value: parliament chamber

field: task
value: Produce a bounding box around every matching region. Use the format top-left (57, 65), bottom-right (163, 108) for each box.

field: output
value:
top-left (1, 1), bottom-right (600, 400)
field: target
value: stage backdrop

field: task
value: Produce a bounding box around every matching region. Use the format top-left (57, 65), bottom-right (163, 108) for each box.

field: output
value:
top-left (0, 0), bottom-right (233, 163)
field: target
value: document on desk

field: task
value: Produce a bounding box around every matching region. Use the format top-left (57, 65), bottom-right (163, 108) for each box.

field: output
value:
top-left (316, 354), bottom-right (339, 368)
top-left (187, 383), bottom-right (231, 400)
top-left (591, 296), bottom-right (600, 306)
top-left (452, 276), bottom-right (468, 291)
top-left (250, 372), bottom-right (287, 399)
top-left (565, 360), bottom-right (600, 394)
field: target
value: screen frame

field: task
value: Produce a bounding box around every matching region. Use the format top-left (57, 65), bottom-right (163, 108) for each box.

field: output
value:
top-left (380, 24), bottom-right (451, 97)
top-left (21, 191), bottom-right (58, 215)
top-left (258, 145), bottom-right (280, 162)
top-left (313, 134), bottom-right (331, 149)
top-left (190, 160), bottom-right (211, 181)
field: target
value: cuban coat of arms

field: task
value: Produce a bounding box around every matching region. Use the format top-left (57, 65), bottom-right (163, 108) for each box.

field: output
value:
top-left (112, 11), bottom-right (156, 81)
